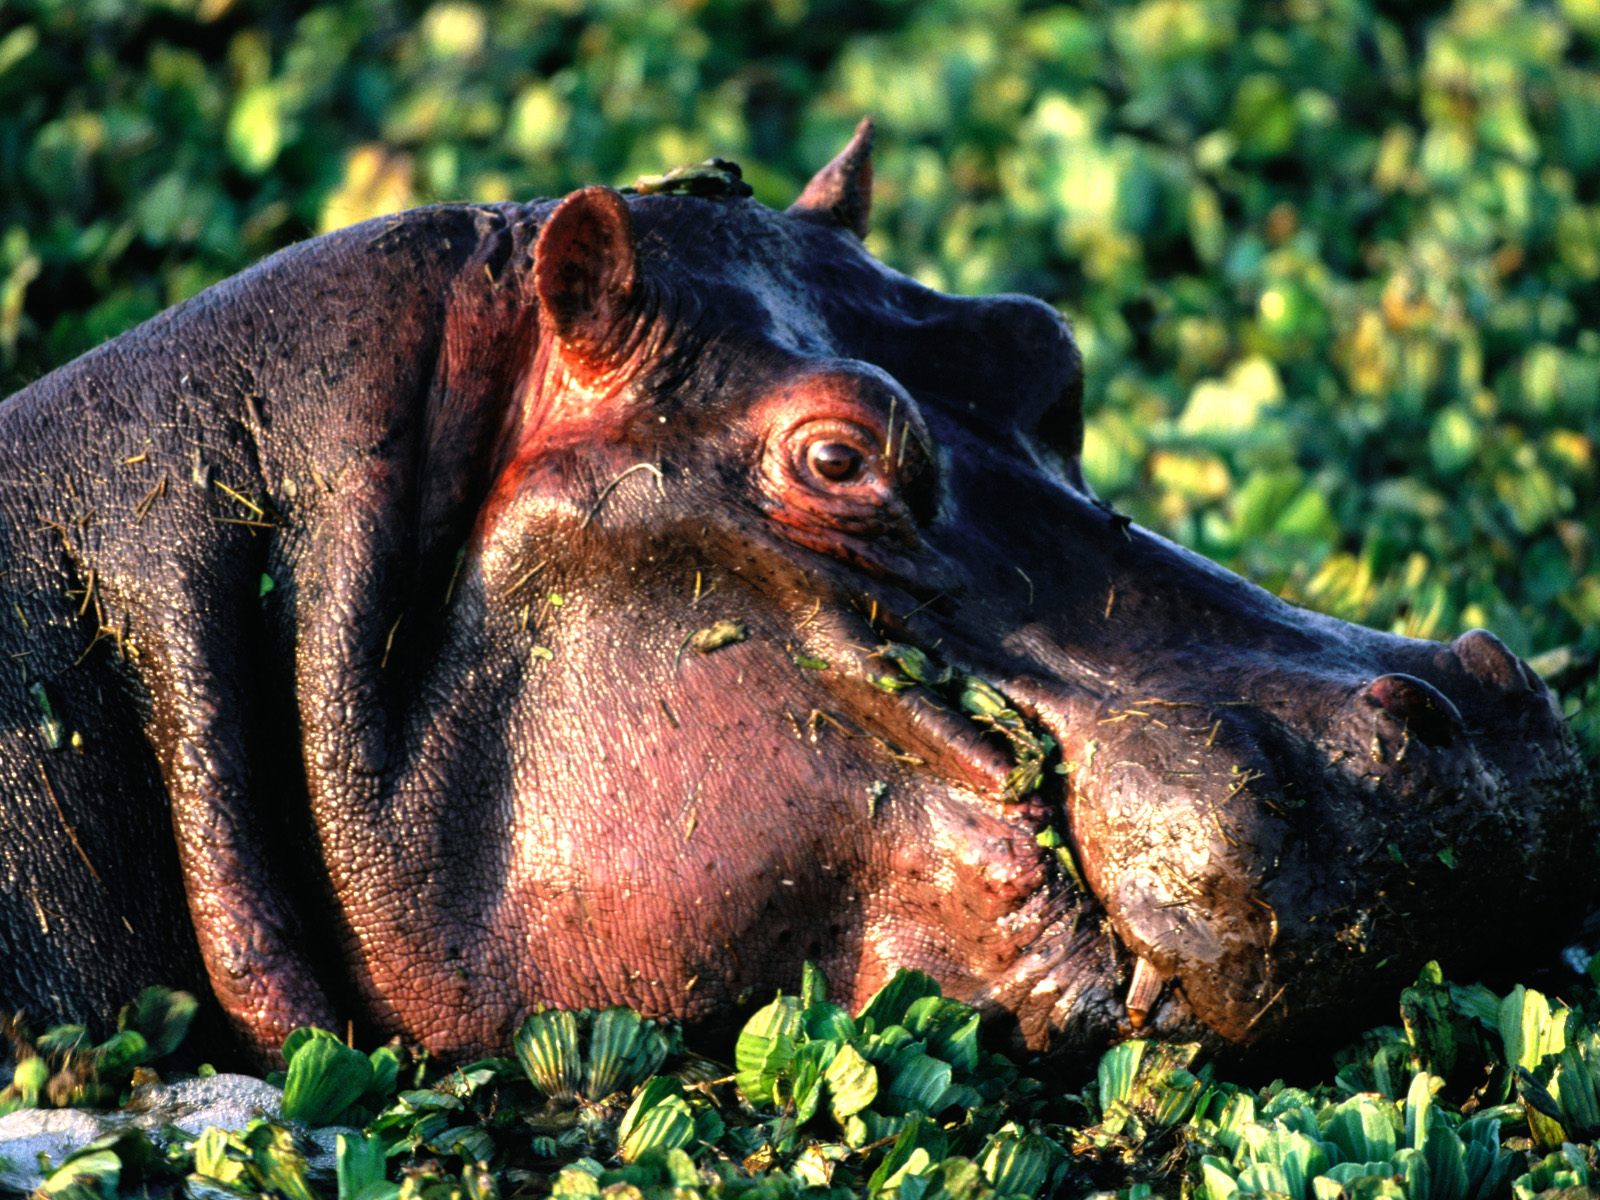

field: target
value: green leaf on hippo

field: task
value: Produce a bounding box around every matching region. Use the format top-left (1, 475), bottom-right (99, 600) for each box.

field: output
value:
top-left (31, 681), bottom-right (63, 750)
top-left (280, 1028), bottom-right (375, 1125)
top-left (878, 642), bottom-right (953, 688)
top-left (956, 677), bottom-right (1013, 721)
top-left (626, 158), bottom-right (752, 198)
top-left (734, 994), bottom-right (802, 1107)
top-left (685, 619), bottom-right (747, 655)
top-left (857, 969), bottom-right (942, 1033)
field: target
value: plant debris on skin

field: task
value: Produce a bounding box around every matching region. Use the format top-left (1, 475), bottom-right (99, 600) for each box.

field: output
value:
top-left (675, 618), bottom-right (749, 671)
top-left (684, 619), bottom-right (748, 655)
top-left (621, 158), bottom-right (754, 199)
top-left (16, 962), bottom-right (1600, 1198)
top-left (872, 641), bottom-right (1059, 801)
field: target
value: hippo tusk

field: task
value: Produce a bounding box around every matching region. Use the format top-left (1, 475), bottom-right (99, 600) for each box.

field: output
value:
top-left (1125, 956), bottom-right (1168, 1029)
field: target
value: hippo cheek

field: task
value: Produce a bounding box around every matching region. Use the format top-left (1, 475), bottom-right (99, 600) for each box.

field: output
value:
top-left (855, 787), bottom-right (1109, 1035)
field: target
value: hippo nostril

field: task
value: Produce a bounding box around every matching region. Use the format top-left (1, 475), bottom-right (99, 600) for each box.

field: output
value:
top-left (1361, 673), bottom-right (1466, 747)
top-left (1452, 628), bottom-right (1534, 693)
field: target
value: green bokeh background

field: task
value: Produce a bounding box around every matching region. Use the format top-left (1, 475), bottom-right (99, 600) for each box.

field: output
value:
top-left (0, 0), bottom-right (1594, 748)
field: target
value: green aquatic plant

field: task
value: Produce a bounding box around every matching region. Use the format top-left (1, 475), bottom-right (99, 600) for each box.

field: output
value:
top-left (17, 964), bottom-right (1600, 1199)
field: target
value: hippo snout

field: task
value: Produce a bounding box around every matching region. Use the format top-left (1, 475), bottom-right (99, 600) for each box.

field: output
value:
top-left (1048, 622), bottom-right (1592, 1051)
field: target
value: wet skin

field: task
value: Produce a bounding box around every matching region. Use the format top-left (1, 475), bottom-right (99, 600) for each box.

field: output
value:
top-left (0, 125), bottom-right (1590, 1064)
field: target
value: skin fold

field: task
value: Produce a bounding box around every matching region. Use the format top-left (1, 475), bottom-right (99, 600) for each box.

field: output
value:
top-left (0, 124), bottom-right (1591, 1065)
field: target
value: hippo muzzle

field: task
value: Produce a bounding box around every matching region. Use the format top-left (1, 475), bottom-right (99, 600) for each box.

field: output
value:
top-left (809, 399), bottom-right (1592, 1056)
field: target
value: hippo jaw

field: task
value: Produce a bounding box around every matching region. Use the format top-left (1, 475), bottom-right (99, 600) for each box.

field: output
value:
top-left (770, 559), bottom-right (1591, 1061)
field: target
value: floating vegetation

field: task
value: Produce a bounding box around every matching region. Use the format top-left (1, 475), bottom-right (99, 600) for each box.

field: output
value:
top-left (17, 965), bottom-right (1600, 1198)
top-left (513, 1007), bottom-right (676, 1104)
top-left (278, 1027), bottom-right (399, 1126)
top-left (1, 987), bottom-right (196, 1113)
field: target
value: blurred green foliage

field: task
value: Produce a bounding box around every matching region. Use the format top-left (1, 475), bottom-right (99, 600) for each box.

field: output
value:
top-left (0, 0), bottom-right (1594, 744)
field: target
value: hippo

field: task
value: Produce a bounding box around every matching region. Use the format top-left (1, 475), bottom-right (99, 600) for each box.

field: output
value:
top-left (0, 122), bottom-right (1591, 1067)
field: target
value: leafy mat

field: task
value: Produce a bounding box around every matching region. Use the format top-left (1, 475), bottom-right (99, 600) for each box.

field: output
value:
top-left (8, 960), bottom-right (1600, 1199)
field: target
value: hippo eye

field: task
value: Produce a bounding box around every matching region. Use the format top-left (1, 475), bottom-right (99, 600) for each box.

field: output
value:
top-left (808, 441), bottom-right (865, 483)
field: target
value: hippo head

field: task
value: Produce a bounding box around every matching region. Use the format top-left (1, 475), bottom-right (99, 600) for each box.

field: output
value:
top-left (370, 123), bottom-right (1593, 1062)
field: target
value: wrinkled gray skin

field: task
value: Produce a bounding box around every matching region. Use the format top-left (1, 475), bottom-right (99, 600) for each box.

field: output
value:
top-left (0, 126), bottom-right (1592, 1067)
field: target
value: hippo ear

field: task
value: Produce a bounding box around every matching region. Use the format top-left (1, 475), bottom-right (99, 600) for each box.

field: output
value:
top-left (788, 117), bottom-right (874, 240)
top-left (533, 186), bottom-right (639, 354)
